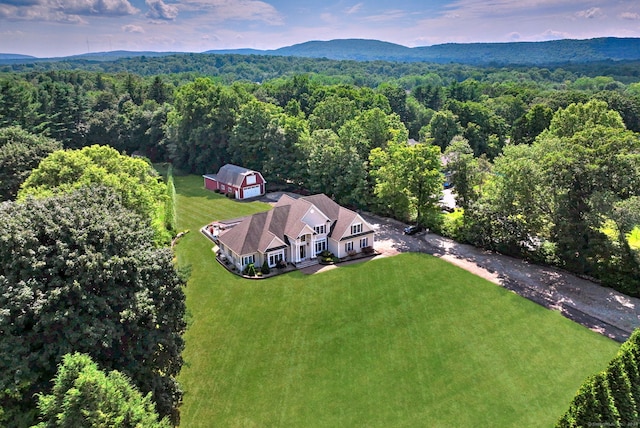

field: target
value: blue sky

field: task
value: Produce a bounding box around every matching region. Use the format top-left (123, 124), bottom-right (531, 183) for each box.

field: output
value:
top-left (1, 0), bottom-right (639, 57)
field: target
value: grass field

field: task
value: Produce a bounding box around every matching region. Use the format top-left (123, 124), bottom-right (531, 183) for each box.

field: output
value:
top-left (174, 175), bottom-right (619, 427)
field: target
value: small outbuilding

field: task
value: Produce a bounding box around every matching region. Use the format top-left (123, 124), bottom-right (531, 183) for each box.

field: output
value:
top-left (203, 164), bottom-right (266, 200)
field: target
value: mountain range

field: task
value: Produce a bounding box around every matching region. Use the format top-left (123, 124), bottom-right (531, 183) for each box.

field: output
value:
top-left (2, 37), bottom-right (640, 66)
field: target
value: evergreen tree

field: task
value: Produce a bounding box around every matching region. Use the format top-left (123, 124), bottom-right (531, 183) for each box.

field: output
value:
top-left (0, 126), bottom-right (62, 201)
top-left (34, 353), bottom-right (170, 428)
top-left (557, 329), bottom-right (640, 427)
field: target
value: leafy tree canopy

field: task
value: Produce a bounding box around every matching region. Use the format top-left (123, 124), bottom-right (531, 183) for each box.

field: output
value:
top-left (0, 126), bottom-right (62, 201)
top-left (165, 77), bottom-right (242, 174)
top-left (17, 144), bottom-right (169, 244)
top-left (34, 353), bottom-right (170, 428)
top-left (0, 186), bottom-right (186, 426)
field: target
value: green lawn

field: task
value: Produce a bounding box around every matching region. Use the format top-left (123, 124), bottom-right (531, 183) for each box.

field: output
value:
top-left (174, 175), bottom-right (619, 427)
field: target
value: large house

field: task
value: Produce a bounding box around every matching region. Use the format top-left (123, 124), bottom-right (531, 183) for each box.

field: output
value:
top-left (203, 164), bottom-right (266, 200)
top-left (216, 194), bottom-right (375, 272)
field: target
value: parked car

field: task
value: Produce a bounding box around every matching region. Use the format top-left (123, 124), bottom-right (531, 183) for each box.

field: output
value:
top-left (403, 225), bottom-right (424, 235)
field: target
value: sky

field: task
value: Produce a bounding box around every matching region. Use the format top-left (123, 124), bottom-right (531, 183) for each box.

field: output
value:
top-left (1, 0), bottom-right (640, 57)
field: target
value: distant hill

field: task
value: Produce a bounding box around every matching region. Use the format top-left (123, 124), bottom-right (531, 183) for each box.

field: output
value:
top-left (411, 38), bottom-right (640, 65)
top-left (0, 50), bottom-right (180, 65)
top-left (63, 50), bottom-right (182, 61)
top-left (3, 37), bottom-right (640, 67)
top-left (0, 53), bottom-right (36, 60)
top-left (274, 39), bottom-right (415, 62)
top-left (205, 37), bottom-right (640, 65)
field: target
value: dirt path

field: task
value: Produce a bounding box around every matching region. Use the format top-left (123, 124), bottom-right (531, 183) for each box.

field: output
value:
top-left (363, 213), bottom-right (640, 343)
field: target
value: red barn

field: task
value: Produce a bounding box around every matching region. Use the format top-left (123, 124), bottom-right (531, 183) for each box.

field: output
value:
top-left (203, 164), bottom-right (266, 200)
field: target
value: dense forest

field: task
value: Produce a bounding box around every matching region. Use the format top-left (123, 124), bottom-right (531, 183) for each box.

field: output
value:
top-left (1, 53), bottom-right (639, 425)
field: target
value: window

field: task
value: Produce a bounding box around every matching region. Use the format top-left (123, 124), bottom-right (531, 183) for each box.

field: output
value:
top-left (242, 255), bottom-right (255, 266)
top-left (345, 241), bottom-right (354, 253)
top-left (269, 252), bottom-right (284, 267)
top-left (246, 174), bottom-right (256, 185)
top-left (220, 184), bottom-right (225, 191)
top-left (360, 237), bottom-right (369, 248)
top-left (314, 224), bottom-right (326, 235)
top-left (315, 240), bottom-right (327, 255)
top-left (300, 234), bottom-right (306, 242)
top-left (351, 223), bottom-right (363, 235)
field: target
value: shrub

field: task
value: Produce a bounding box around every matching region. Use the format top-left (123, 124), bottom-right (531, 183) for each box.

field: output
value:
top-left (320, 250), bottom-right (336, 263)
top-left (261, 260), bottom-right (270, 275)
top-left (243, 263), bottom-right (257, 276)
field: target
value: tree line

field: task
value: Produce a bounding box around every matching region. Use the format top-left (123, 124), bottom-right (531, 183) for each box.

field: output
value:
top-left (1, 65), bottom-right (639, 295)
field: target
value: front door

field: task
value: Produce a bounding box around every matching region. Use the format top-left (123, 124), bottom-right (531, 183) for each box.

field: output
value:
top-left (299, 245), bottom-right (306, 261)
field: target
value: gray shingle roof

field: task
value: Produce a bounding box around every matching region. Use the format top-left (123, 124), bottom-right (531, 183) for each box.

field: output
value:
top-left (218, 193), bottom-right (361, 256)
top-left (209, 164), bottom-right (263, 187)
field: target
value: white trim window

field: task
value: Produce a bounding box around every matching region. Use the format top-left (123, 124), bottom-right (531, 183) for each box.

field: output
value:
top-left (345, 241), bottom-right (354, 253)
top-left (315, 239), bottom-right (327, 255)
top-left (314, 224), bottom-right (326, 235)
top-left (360, 237), bottom-right (369, 248)
top-left (268, 251), bottom-right (284, 267)
top-left (242, 255), bottom-right (255, 267)
top-left (351, 223), bottom-right (363, 235)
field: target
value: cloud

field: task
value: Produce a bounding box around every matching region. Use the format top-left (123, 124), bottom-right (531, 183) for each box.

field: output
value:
top-left (439, 0), bottom-right (587, 20)
top-left (0, 0), bottom-right (138, 23)
top-left (0, 29), bottom-right (24, 36)
top-left (362, 9), bottom-right (407, 23)
top-left (0, 3), bottom-right (86, 23)
top-left (146, 0), bottom-right (178, 20)
top-left (620, 12), bottom-right (640, 20)
top-left (345, 3), bottom-right (363, 15)
top-left (537, 29), bottom-right (571, 40)
top-left (122, 24), bottom-right (144, 33)
top-left (141, 34), bottom-right (177, 49)
top-left (576, 7), bottom-right (603, 19)
top-left (179, 0), bottom-right (283, 25)
top-left (59, 0), bottom-right (138, 16)
top-left (320, 12), bottom-right (337, 24)
top-left (507, 32), bottom-right (521, 41)
top-left (0, 0), bottom-right (41, 5)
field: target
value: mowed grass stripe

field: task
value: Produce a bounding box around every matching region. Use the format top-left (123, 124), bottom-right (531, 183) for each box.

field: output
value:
top-left (173, 175), bottom-right (619, 427)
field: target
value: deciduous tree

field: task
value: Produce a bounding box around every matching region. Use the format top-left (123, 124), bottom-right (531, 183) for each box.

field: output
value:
top-left (18, 144), bottom-right (169, 244)
top-left (370, 140), bottom-right (442, 224)
top-left (0, 187), bottom-right (186, 426)
top-left (165, 77), bottom-right (241, 173)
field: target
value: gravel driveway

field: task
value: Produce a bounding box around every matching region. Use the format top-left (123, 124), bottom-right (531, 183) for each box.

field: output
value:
top-left (363, 213), bottom-right (640, 343)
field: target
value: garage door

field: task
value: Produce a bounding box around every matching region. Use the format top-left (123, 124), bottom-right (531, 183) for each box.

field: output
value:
top-left (242, 185), bottom-right (262, 199)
